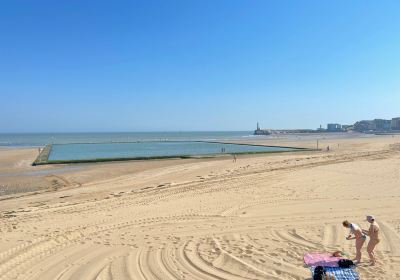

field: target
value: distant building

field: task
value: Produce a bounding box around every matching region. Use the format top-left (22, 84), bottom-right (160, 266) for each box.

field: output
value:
top-left (327, 123), bottom-right (342, 132)
top-left (354, 120), bottom-right (376, 132)
top-left (353, 118), bottom-right (398, 132)
top-left (374, 119), bottom-right (391, 131)
top-left (392, 117), bottom-right (400, 130)
top-left (341, 125), bottom-right (353, 131)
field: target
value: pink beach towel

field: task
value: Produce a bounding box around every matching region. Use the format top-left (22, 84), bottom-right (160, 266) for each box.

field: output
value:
top-left (304, 252), bottom-right (342, 267)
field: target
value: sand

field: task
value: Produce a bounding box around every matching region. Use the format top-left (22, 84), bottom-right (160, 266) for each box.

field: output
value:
top-left (1, 135), bottom-right (400, 279)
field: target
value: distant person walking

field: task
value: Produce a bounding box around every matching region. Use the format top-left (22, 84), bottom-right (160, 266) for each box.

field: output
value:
top-left (233, 154), bottom-right (237, 162)
top-left (362, 215), bottom-right (380, 266)
top-left (343, 220), bottom-right (366, 263)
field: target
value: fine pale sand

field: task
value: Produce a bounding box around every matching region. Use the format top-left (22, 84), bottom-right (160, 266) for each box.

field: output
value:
top-left (1, 135), bottom-right (400, 279)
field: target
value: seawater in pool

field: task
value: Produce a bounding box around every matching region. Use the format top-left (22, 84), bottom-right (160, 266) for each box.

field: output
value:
top-left (48, 141), bottom-right (298, 161)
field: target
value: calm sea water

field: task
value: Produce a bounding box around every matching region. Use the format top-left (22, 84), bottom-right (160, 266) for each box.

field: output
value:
top-left (0, 132), bottom-right (371, 148)
top-left (0, 132), bottom-right (255, 147)
top-left (48, 141), bottom-right (295, 161)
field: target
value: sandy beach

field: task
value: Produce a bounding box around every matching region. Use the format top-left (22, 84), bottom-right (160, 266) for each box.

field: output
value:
top-left (1, 134), bottom-right (400, 279)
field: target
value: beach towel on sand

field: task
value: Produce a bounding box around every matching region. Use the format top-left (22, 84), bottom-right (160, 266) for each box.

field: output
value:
top-left (311, 266), bottom-right (360, 280)
top-left (304, 252), bottom-right (342, 267)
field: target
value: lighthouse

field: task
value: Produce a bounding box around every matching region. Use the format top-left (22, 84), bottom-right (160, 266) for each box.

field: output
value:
top-left (254, 122), bottom-right (270, 135)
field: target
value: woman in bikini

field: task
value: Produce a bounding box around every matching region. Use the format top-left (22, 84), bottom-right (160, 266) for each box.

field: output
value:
top-left (362, 215), bottom-right (380, 265)
top-left (343, 220), bottom-right (366, 263)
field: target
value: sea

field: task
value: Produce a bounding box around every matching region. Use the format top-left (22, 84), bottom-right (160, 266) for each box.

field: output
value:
top-left (0, 132), bottom-right (256, 147)
top-left (0, 131), bottom-right (373, 148)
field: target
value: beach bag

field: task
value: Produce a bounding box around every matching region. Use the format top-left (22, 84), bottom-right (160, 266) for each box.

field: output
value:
top-left (338, 259), bottom-right (354, 268)
top-left (313, 266), bottom-right (326, 280)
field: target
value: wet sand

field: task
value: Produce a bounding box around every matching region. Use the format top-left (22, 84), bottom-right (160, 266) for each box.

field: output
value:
top-left (1, 135), bottom-right (400, 279)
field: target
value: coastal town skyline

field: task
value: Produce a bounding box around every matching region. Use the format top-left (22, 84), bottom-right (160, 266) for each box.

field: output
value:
top-left (255, 116), bottom-right (400, 134)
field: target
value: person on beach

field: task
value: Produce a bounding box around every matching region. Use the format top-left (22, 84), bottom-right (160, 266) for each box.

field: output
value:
top-left (233, 154), bottom-right (236, 162)
top-left (343, 220), bottom-right (366, 263)
top-left (362, 215), bottom-right (380, 265)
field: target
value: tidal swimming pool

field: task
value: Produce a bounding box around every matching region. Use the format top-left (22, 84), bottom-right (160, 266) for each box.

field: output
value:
top-left (35, 141), bottom-right (304, 164)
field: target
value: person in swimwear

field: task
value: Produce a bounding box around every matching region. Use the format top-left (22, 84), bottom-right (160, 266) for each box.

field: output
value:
top-left (343, 220), bottom-right (366, 263)
top-left (362, 215), bottom-right (380, 265)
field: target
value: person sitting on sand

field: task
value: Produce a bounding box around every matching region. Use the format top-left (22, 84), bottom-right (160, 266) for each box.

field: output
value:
top-left (343, 220), bottom-right (366, 263)
top-left (362, 215), bottom-right (380, 265)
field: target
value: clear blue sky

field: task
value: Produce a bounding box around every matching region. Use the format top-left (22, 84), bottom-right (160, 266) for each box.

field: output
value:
top-left (1, 0), bottom-right (399, 132)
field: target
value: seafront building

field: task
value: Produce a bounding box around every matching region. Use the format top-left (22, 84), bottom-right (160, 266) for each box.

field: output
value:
top-left (341, 125), bottom-right (353, 131)
top-left (353, 118), bottom-right (400, 132)
top-left (327, 123), bottom-right (342, 132)
top-left (254, 116), bottom-right (400, 135)
top-left (354, 120), bottom-right (376, 132)
top-left (392, 117), bottom-right (400, 130)
top-left (374, 119), bottom-right (392, 130)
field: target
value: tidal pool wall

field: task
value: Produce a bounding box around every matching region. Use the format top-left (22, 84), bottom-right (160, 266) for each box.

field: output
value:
top-left (32, 141), bottom-right (315, 166)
